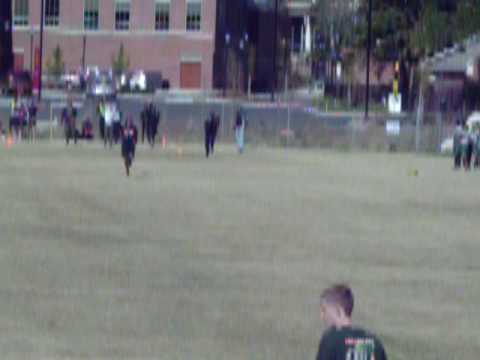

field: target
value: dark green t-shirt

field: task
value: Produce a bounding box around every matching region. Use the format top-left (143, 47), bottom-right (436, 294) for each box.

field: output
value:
top-left (316, 326), bottom-right (387, 360)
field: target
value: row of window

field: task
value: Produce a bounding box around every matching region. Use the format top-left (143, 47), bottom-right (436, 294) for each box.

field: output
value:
top-left (13, 0), bottom-right (202, 32)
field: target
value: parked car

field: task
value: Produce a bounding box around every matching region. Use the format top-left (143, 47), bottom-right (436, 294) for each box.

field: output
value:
top-left (129, 70), bottom-right (147, 92)
top-left (8, 71), bottom-right (32, 96)
top-left (86, 72), bottom-right (116, 98)
top-left (61, 71), bottom-right (81, 89)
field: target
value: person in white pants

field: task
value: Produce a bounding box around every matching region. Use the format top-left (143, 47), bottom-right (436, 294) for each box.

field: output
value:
top-left (234, 110), bottom-right (245, 154)
top-left (103, 102), bottom-right (114, 148)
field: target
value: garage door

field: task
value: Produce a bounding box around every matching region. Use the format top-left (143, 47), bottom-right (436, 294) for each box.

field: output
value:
top-left (14, 52), bottom-right (24, 71)
top-left (180, 62), bottom-right (201, 89)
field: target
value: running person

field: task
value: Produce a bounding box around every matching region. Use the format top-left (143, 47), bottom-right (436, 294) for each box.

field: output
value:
top-left (316, 284), bottom-right (387, 360)
top-left (121, 116), bottom-right (138, 176)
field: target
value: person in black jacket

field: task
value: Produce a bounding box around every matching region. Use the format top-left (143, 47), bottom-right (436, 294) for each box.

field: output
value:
top-left (61, 99), bottom-right (78, 145)
top-left (204, 112), bottom-right (220, 158)
top-left (121, 115), bottom-right (138, 176)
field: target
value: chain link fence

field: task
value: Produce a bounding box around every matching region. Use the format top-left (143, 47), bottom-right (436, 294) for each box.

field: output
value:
top-left (0, 96), bottom-right (457, 154)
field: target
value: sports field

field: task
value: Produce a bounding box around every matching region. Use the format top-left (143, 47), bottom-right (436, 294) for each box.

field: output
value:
top-left (0, 141), bottom-right (479, 359)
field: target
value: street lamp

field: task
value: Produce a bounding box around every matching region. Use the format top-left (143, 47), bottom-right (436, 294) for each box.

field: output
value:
top-left (30, 27), bottom-right (34, 74)
top-left (38, 0), bottom-right (45, 101)
top-left (271, 0), bottom-right (279, 102)
top-left (243, 32), bottom-right (250, 96)
top-left (223, 32), bottom-right (230, 97)
top-left (81, 34), bottom-right (87, 74)
top-left (365, 0), bottom-right (373, 120)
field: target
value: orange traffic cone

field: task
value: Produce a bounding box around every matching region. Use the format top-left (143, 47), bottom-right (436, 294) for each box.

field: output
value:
top-left (6, 134), bottom-right (13, 148)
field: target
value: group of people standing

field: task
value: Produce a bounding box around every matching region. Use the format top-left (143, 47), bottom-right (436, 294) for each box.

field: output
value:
top-left (6, 97), bottom-right (37, 142)
top-left (61, 99), bottom-right (95, 145)
top-left (203, 110), bottom-right (246, 158)
top-left (96, 99), bottom-right (123, 148)
top-left (453, 121), bottom-right (480, 170)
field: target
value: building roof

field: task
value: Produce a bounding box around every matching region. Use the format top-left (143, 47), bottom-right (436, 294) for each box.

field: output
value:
top-left (286, 0), bottom-right (314, 16)
top-left (431, 39), bottom-right (480, 75)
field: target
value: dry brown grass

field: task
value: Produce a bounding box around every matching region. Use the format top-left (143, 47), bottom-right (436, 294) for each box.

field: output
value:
top-left (0, 141), bottom-right (479, 359)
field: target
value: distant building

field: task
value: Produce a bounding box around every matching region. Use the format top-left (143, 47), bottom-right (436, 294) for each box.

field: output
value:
top-left (11, 0), bottom-right (216, 89)
top-left (214, 0), bottom-right (290, 94)
top-left (0, 0), bottom-right (13, 81)
top-left (428, 40), bottom-right (480, 113)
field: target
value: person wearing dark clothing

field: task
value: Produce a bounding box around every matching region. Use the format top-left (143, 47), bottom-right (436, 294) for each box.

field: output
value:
top-left (27, 99), bottom-right (37, 142)
top-left (453, 122), bottom-right (464, 170)
top-left (82, 118), bottom-right (94, 140)
top-left (140, 102), bottom-right (149, 144)
top-left (474, 128), bottom-right (480, 169)
top-left (97, 99), bottom-right (106, 140)
top-left (211, 113), bottom-right (219, 151)
top-left (316, 284), bottom-right (387, 360)
top-left (146, 106), bottom-right (159, 147)
top-left (204, 112), bottom-right (220, 158)
top-left (462, 125), bottom-right (474, 171)
top-left (61, 101), bottom-right (78, 145)
top-left (141, 101), bottom-right (160, 147)
top-left (113, 110), bottom-right (122, 144)
top-left (121, 116), bottom-right (138, 176)
top-left (204, 115), bottom-right (212, 157)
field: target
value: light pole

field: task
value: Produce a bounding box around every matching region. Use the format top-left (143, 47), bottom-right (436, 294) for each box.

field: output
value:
top-left (38, 0), bottom-right (45, 101)
top-left (81, 34), bottom-right (86, 72)
top-left (239, 38), bottom-right (244, 95)
top-left (365, 0), bottom-right (373, 120)
top-left (243, 32), bottom-right (249, 97)
top-left (271, 0), bottom-right (279, 102)
top-left (30, 28), bottom-right (34, 74)
top-left (223, 32), bottom-right (230, 97)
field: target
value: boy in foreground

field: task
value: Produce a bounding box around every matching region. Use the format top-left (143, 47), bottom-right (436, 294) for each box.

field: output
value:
top-left (316, 284), bottom-right (387, 360)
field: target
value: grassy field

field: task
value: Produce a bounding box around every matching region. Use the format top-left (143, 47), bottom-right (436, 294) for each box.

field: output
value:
top-left (0, 141), bottom-right (479, 359)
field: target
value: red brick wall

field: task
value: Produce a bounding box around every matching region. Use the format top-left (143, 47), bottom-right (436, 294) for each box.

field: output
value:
top-left (12, 0), bottom-right (217, 89)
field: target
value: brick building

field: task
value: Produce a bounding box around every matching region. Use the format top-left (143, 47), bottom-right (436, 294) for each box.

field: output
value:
top-left (11, 0), bottom-right (216, 89)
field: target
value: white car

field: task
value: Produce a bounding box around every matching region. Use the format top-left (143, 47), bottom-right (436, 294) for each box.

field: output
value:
top-left (86, 73), bottom-right (116, 98)
top-left (129, 71), bottom-right (147, 92)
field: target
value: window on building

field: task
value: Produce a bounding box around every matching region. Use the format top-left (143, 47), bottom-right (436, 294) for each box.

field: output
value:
top-left (13, 0), bottom-right (29, 27)
top-left (115, 0), bottom-right (130, 31)
top-left (84, 0), bottom-right (99, 30)
top-left (186, 1), bottom-right (201, 32)
top-left (45, 0), bottom-right (60, 27)
top-left (155, 1), bottom-right (170, 31)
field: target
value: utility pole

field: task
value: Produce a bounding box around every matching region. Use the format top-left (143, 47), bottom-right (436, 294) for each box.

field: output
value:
top-left (365, 0), bottom-right (373, 120)
top-left (30, 30), bottom-right (34, 73)
top-left (223, 33), bottom-right (230, 97)
top-left (271, 0), bottom-right (279, 102)
top-left (82, 34), bottom-right (87, 72)
top-left (38, 0), bottom-right (45, 101)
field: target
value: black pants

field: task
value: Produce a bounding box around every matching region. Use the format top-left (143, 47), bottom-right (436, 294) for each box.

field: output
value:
top-left (205, 131), bottom-right (214, 157)
top-left (65, 125), bottom-right (77, 145)
top-left (99, 117), bottom-right (105, 140)
top-left (146, 123), bottom-right (157, 147)
top-left (464, 145), bottom-right (473, 170)
top-left (113, 122), bottom-right (122, 144)
top-left (122, 140), bottom-right (135, 175)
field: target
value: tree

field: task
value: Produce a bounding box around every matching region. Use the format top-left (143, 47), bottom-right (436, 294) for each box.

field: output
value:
top-left (311, 0), bottom-right (358, 88)
top-left (453, 0), bottom-right (480, 43)
top-left (111, 43), bottom-right (130, 77)
top-left (46, 45), bottom-right (65, 81)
